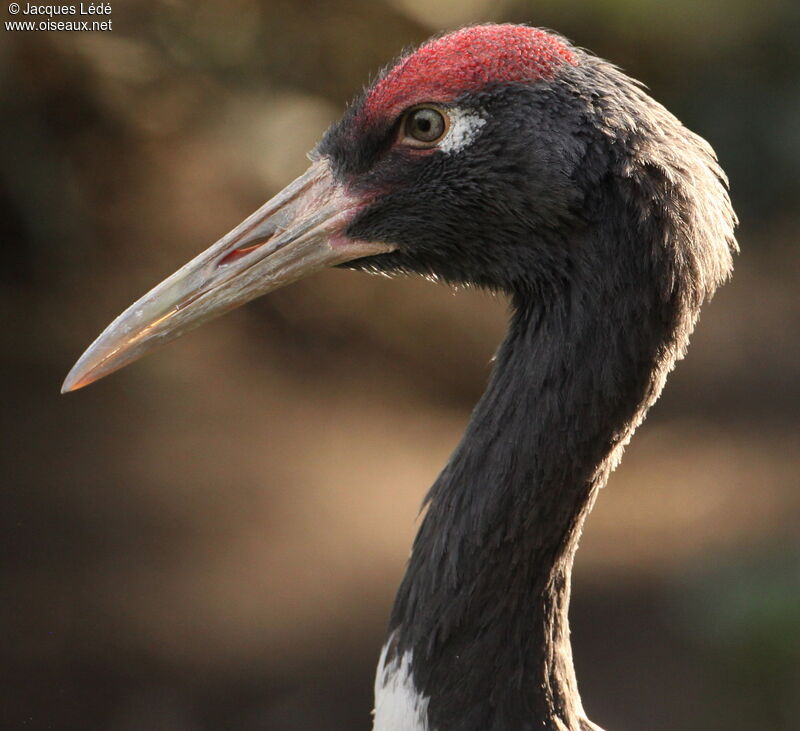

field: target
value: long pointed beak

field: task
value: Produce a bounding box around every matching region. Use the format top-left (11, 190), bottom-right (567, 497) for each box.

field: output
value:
top-left (62, 159), bottom-right (391, 393)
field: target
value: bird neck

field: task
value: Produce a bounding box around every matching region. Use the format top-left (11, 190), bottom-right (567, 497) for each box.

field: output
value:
top-left (376, 239), bottom-right (686, 731)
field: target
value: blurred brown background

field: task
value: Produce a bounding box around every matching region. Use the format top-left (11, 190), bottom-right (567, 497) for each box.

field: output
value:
top-left (2, 1), bottom-right (799, 729)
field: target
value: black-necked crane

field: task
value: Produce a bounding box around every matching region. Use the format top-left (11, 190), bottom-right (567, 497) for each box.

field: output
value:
top-left (62, 24), bottom-right (737, 731)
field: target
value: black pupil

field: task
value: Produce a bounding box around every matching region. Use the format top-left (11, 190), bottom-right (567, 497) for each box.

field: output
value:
top-left (409, 109), bottom-right (444, 142)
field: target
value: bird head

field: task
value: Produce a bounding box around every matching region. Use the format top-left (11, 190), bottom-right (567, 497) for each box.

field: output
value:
top-left (318, 25), bottom-right (587, 293)
top-left (62, 24), bottom-right (735, 393)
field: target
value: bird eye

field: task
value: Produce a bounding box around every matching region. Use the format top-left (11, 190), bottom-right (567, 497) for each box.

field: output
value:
top-left (402, 107), bottom-right (448, 146)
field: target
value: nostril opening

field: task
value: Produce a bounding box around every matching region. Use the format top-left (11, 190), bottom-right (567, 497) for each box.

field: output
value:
top-left (217, 237), bottom-right (272, 268)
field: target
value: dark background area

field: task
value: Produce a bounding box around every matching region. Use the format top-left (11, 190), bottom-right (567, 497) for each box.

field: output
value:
top-left (2, 1), bottom-right (799, 729)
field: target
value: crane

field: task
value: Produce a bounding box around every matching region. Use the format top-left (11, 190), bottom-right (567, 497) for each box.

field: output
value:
top-left (62, 24), bottom-right (737, 731)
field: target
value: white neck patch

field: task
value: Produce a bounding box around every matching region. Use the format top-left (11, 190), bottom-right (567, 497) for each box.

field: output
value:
top-left (372, 635), bottom-right (431, 731)
top-left (439, 108), bottom-right (487, 154)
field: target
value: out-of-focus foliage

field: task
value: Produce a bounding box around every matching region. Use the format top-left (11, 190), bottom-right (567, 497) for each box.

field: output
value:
top-left (2, 1), bottom-right (798, 729)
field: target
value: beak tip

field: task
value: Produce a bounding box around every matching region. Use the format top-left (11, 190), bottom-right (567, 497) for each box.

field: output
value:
top-left (61, 359), bottom-right (95, 394)
top-left (60, 369), bottom-right (81, 394)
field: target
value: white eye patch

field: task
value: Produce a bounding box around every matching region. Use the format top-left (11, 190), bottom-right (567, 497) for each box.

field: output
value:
top-left (439, 108), bottom-right (487, 154)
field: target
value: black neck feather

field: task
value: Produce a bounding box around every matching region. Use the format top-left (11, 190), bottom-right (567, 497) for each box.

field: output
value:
top-left (389, 204), bottom-right (690, 731)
